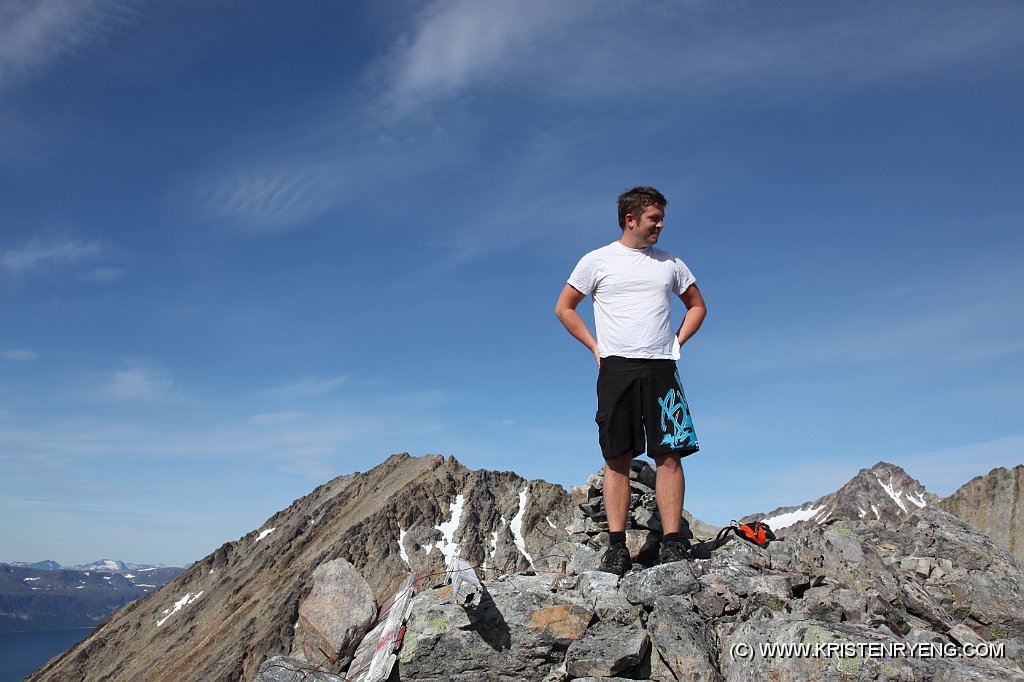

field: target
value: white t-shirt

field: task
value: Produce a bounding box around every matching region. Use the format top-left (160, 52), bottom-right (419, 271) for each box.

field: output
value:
top-left (567, 241), bottom-right (696, 359)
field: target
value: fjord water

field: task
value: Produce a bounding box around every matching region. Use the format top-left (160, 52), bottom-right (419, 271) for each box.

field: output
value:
top-left (0, 628), bottom-right (92, 681)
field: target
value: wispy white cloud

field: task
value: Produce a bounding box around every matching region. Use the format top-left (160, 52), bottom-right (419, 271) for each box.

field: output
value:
top-left (0, 0), bottom-right (137, 92)
top-left (254, 375), bottom-right (349, 401)
top-left (198, 163), bottom-right (345, 234)
top-left (106, 361), bottom-right (176, 401)
top-left (372, 0), bottom-right (588, 116)
top-left (1, 237), bottom-right (102, 274)
top-left (370, 0), bottom-right (1022, 116)
top-left (80, 266), bottom-right (126, 282)
top-left (249, 411), bottom-right (307, 426)
top-left (180, 2), bottom-right (1023, 247)
top-left (2, 348), bottom-right (37, 361)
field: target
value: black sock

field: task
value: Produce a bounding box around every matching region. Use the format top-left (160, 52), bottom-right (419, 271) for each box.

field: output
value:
top-left (608, 531), bottom-right (627, 547)
top-left (663, 532), bottom-right (684, 543)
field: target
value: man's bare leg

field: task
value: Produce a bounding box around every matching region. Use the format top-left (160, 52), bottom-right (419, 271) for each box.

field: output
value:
top-left (653, 453), bottom-right (685, 534)
top-left (603, 452), bottom-right (634, 532)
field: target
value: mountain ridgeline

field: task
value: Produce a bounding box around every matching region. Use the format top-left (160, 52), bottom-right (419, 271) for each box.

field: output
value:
top-left (27, 453), bottom-right (572, 682)
top-left (26, 455), bottom-right (1024, 681)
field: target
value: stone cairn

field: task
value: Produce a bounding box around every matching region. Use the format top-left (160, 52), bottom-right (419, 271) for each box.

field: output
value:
top-left (565, 460), bottom-right (692, 570)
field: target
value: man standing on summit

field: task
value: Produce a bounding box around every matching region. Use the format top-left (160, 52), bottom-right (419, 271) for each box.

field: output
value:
top-left (555, 186), bottom-right (707, 576)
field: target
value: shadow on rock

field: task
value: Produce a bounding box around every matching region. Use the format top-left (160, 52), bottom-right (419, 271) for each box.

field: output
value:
top-left (462, 583), bottom-right (512, 651)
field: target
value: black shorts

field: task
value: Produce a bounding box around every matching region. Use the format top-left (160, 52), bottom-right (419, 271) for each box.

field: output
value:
top-left (595, 356), bottom-right (699, 459)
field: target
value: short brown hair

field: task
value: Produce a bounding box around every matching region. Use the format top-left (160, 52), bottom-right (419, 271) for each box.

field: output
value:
top-left (617, 186), bottom-right (667, 229)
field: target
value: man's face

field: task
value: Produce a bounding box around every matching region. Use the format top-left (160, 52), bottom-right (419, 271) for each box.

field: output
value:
top-left (626, 204), bottom-right (665, 246)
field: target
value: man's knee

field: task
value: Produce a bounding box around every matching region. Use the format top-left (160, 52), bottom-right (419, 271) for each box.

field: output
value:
top-left (653, 453), bottom-right (682, 471)
top-left (605, 451), bottom-right (633, 474)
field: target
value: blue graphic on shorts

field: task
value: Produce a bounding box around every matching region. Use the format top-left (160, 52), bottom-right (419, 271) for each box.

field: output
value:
top-left (658, 372), bottom-right (697, 449)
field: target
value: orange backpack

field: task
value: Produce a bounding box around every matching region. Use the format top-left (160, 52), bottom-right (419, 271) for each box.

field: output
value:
top-left (720, 520), bottom-right (776, 546)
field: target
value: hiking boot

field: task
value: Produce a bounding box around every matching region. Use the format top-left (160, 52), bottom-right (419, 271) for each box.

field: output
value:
top-left (597, 544), bottom-right (633, 576)
top-left (658, 539), bottom-right (690, 564)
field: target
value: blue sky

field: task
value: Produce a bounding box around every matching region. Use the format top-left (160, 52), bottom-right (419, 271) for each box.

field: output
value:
top-left (2, 0), bottom-right (1022, 567)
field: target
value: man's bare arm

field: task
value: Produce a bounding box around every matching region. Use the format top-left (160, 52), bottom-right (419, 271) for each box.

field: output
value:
top-left (555, 284), bottom-right (601, 367)
top-left (677, 284), bottom-right (707, 348)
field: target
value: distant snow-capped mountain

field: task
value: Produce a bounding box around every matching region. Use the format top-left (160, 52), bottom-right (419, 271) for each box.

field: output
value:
top-left (8, 560), bottom-right (61, 570)
top-left (6, 559), bottom-right (171, 572)
top-left (745, 461), bottom-right (939, 531)
top-left (0, 562), bottom-right (186, 633)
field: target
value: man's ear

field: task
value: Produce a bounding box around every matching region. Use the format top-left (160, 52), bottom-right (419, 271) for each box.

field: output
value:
top-left (623, 213), bottom-right (636, 230)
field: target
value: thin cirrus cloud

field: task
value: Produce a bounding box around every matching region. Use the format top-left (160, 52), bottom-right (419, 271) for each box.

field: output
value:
top-left (249, 411), bottom-right (307, 426)
top-left (371, 0), bottom-right (588, 116)
top-left (0, 0), bottom-right (137, 92)
top-left (80, 266), bottom-right (126, 282)
top-left (0, 237), bottom-right (102, 274)
top-left (372, 0), bottom-right (1022, 114)
top-left (252, 375), bottom-right (350, 402)
top-left (3, 348), bottom-right (37, 361)
top-left (106, 362), bottom-right (176, 401)
top-left (198, 163), bottom-right (347, 234)
top-left (190, 1), bottom-right (1023, 241)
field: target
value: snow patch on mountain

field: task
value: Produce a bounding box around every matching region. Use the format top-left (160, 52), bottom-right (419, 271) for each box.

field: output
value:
top-left (877, 477), bottom-right (908, 512)
top-left (907, 490), bottom-right (928, 508)
top-left (511, 488), bottom-right (534, 565)
top-left (157, 591), bottom-right (203, 627)
top-left (435, 494), bottom-right (465, 564)
top-left (398, 527), bottom-right (410, 565)
top-left (762, 504), bottom-right (826, 531)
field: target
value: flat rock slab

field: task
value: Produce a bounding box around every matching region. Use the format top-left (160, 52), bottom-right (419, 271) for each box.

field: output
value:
top-left (565, 620), bottom-right (650, 678)
top-left (621, 560), bottom-right (700, 607)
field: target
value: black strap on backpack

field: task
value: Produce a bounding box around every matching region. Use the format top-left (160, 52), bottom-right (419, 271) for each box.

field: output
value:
top-left (689, 520), bottom-right (776, 559)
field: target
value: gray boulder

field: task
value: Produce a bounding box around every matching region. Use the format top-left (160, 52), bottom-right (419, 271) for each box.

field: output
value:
top-left (295, 559), bottom-right (376, 671)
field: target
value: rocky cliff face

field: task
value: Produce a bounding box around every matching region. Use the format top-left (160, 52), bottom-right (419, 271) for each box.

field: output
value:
top-left (940, 464), bottom-right (1024, 565)
top-left (27, 453), bottom-right (572, 682)
top-left (746, 461), bottom-right (939, 532)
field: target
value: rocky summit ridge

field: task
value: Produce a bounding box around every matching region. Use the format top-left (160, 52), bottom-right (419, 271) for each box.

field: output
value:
top-left (27, 454), bottom-right (1024, 682)
top-left (27, 453), bottom-right (571, 682)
